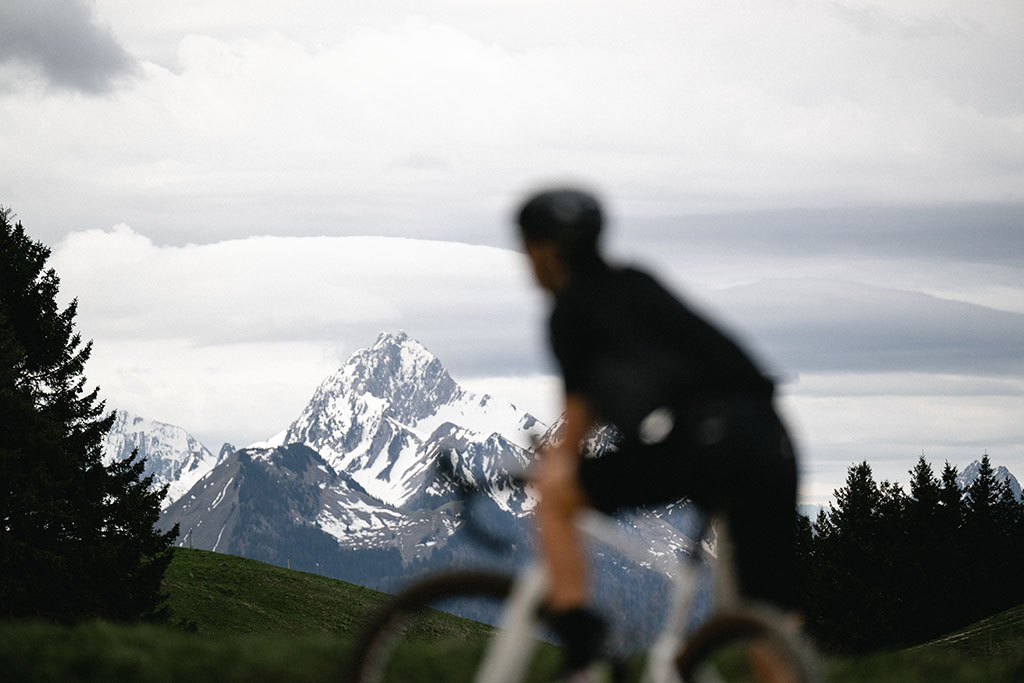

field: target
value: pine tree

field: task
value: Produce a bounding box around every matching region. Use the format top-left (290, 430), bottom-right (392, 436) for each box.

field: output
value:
top-left (803, 455), bottom-right (1024, 652)
top-left (933, 460), bottom-right (975, 632)
top-left (810, 462), bottom-right (888, 650)
top-left (993, 481), bottom-right (1024, 607)
top-left (964, 454), bottom-right (999, 535)
top-left (0, 207), bottom-right (177, 622)
top-left (969, 454), bottom-right (1024, 615)
top-left (904, 456), bottom-right (945, 640)
top-left (908, 456), bottom-right (940, 531)
top-left (876, 478), bottom-right (909, 644)
top-left (829, 461), bottom-right (881, 548)
top-left (937, 461), bottom-right (963, 538)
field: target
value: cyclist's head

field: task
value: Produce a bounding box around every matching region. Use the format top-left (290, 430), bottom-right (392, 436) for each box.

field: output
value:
top-left (516, 187), bottom-right (603, 266)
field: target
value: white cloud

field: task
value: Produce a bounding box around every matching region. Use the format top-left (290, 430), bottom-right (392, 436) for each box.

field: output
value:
top-left (3, 1), bottom-right (1022, 245)
top-left (47, 224), bottom-right (1024, 503)
top-left (780, 380), bottom-right (1024, 502)
top-left (49, 228), bottom-right (549, 447)
top-left (7, 0), bottom-right (1024, 503)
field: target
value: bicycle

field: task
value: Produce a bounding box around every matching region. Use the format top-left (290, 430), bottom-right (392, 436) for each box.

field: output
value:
top-left (346, 468), bottom-right (820, 683)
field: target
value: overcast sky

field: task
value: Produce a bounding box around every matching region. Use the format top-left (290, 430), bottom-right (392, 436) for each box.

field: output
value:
top-left (2, 0), bottom-right (1023, 504)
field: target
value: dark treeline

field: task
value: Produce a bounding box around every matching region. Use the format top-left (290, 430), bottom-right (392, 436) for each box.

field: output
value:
top-left (796, 454), bottom-right (1024, 653)
top-left (1, 208), bottom-right (177, 623)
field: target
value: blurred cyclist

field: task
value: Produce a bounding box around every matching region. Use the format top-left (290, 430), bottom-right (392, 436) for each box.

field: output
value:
top-left (516, 187), bottom-right (799, 681)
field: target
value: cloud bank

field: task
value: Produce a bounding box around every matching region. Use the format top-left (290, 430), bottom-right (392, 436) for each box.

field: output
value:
top-left (2, 1), bottom-right (1022, 246)
top-left (0, 0), bottom-right (136, 93)
top-left (6, 0), bottom-right (1023, 502)
top-left (49, 225), bottom-right (1024, 502)
top-left (50, 228), bottom-right (551, 446)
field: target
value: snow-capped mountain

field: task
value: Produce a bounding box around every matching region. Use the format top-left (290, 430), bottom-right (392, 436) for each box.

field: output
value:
top-left (154, 331), bottom-right (705, 645)
top-left (136, 338), bottom-right (1024, 647)
top-left (283, 331), bottom-right (543, 508)
top-left (102, 411), bottom-right (224, 509)
top-left (958, 459), bottom-right (1023, 501)
top-left (163, 442), bottom-right (460, 573)
top-left (158, 331), bottom-right (705, 564)
top-left (161, 332), bottom-right (548, 575)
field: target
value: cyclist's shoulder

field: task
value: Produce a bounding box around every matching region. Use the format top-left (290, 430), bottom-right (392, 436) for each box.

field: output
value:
top-left (569, 262), bottom-right (665, 295)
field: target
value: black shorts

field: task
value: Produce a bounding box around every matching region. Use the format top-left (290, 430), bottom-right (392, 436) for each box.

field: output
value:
top-left (577, 395), bottom-right (798, 610)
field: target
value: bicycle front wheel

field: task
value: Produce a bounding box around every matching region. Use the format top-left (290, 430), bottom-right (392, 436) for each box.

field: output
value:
top-left (346, 570), bottom-right (561, 683)
top-left (676, 610), bottom-right (820, 683)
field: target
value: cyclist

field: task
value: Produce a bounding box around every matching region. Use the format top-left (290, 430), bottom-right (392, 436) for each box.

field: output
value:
top-left (516, 187), bottom-right (799, 681)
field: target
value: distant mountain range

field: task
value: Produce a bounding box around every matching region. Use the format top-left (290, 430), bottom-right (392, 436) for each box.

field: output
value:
top-left (106, 332), bottom-right (696, 646)
top-left (102, 411), bottom-right (227, 510)
top-left (101, 330), bottom-right (1021, 646)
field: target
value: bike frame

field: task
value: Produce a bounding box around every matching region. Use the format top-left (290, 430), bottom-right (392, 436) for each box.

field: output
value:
top-left (472, 508), bottom-right (736, 683)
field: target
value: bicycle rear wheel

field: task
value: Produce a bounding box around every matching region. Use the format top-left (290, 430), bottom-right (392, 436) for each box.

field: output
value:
top-left (347, 570), bottom-right (562, 683)
top-left (676, 610), bottom-right (820, 683)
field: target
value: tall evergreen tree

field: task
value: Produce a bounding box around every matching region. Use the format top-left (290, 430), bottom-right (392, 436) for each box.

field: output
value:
top-left (875, 478), bottom-right (910, 643)
top-left (809, 462), bottom-right (889, 650)
top-left (0, 207), bottom-right (177, 622)
top-left (937, 461), bottom-right (964, 542)
top-left (964, 454), bottom-right (999, 535)
top-left (804, 455), bottom-right (1024, 653)
top-left (993, 480), bottom-right (1024, 607)
top-left (965, 454), bottom-right (1024, 616)
top-left (908, 456), bottom-right (940, 530)
top-left (904, 456), bottom-right (948, 639)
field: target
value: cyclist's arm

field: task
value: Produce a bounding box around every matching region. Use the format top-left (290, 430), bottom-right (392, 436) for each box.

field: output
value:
top-left (536, 391), bottom-right (595, 610)
top-left (536, 392), bottom-right (594, 479)
top-left (560, 392), bottom-right (595, 457)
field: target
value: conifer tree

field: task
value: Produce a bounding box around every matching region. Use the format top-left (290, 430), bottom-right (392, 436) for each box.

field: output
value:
top-left (810, 462), bottom-right (888, 650)
top-left (937, 461), bottom-right (964, 539)
top-left (993, 480), bottom-right (1024, 607)
top-left (804, 455), bottom-right (1023, 652)
top-left (967, 454), bottom-right (1024, 613)
top-left (876, 478), bottom-right (910, 643)
top-left (829, 461), bottom-right (881, 548)
top-left (904, 456), bottom-right (946, 639)
top-left (964, 454), bottom-right (998, 535)
top-left (0, 207), bottom-right (177, 621)
top-left (908, 456), bottom-right (940, 530)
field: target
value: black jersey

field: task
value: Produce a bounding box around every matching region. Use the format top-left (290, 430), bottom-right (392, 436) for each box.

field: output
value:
top-left (549, 261), bottom-right (773, 437)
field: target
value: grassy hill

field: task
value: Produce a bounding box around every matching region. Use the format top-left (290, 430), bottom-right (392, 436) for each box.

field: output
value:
top-left (0, 548), bottom-right (495, 682)
top-left (1, 548), bottom-right (1023, 681)
top-left (162, 547), bottom-right (390, 637)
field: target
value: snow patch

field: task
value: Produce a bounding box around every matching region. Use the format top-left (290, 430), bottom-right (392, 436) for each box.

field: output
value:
top-left (210, 477), bottom-right (234, 510)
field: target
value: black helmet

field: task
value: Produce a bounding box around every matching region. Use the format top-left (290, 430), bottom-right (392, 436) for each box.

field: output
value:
top-left (516, 187), bottom-right (603, 261)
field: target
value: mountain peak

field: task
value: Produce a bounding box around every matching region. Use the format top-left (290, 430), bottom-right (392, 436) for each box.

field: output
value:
top-left (344, 331), bottom-right (461, 414)
top-left (374, 329), bottom-right (410, 346)
top-left (282, 331), bottom-right (544, 506)
top-left (958, 458), bottom-right (1022, 500)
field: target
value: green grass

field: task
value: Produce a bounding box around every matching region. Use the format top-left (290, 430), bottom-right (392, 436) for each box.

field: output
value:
top-left (1, 548), bottom-right (498, 682)
top-left (2, 548), bottom-right (1023, 681)
top-left (161, 547), bottom-right (386, 636)
top-left (819, 603), bottom-right (1024, 683)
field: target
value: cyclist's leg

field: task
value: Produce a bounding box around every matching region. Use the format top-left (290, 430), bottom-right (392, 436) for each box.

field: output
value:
top-left (535, 446), bottom-right (611, 675)
top-left (577, 398), bottom-right (810, 683)
top-left (535, 446), bottom-right (589, 611)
